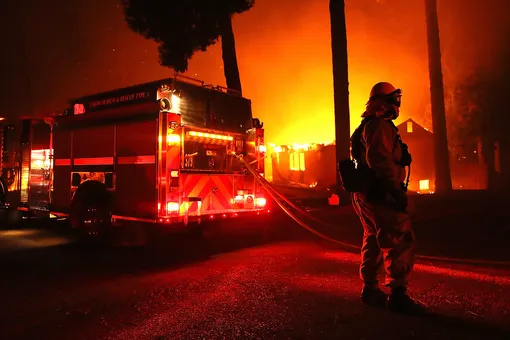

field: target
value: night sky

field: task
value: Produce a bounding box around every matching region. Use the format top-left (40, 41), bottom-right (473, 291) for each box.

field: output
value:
top-left (1, 0), bottom-right (509, 145)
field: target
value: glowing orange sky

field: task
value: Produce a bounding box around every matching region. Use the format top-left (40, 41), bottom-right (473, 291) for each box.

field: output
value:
top-left (1, 0), bottom-right (508, 147)
top-left (186, 0), bottom-right (431, 145)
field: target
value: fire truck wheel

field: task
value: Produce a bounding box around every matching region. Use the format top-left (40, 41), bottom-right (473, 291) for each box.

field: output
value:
top-left (0, 177), bottom-right (7, 204)
top-left (69, 180), bottom-right (112, 240)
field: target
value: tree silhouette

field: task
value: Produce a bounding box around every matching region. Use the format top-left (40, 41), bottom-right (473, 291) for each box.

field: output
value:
top-left (329, 0), bottom-right (351, 194)
top-left (424, 0), bottom-right (452, 193)
top-left (121, 0), bottom-right (254, 94)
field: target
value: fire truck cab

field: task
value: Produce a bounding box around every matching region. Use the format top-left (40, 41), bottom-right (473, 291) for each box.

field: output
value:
top-left (1, 76), bottom-right (268, 233)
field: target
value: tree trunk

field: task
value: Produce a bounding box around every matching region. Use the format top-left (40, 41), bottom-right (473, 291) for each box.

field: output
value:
top-left (219, 14), bottom-right (242, 95)
top-left (329, 0), bottom-right (351, 195)
top-left (424, 0), bottom-right (452, 193)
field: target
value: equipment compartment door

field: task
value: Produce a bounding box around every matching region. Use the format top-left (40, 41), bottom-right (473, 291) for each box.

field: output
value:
top-left (115, 119), bottom-right (158, 220)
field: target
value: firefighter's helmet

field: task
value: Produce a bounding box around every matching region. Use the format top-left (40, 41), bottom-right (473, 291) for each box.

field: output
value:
top-left (370, 82), bottom-right (397, 98)
top-left (366, 82), bottom-right (403, 119)
top-left (370, 82), bottom-right (402, 103)
top-left (371, 82), bottom-right (402, 106)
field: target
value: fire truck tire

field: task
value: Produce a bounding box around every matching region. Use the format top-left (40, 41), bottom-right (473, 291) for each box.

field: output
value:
top-left (0, 177), bottom-right (7, 204)
top-left (69, 180), bottom-right (112, 239)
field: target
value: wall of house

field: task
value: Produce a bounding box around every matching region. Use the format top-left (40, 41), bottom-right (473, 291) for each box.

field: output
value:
top-left (270, 144), bottom-right (337, 189)
top-left (398, 120), bottom-right (435, 192)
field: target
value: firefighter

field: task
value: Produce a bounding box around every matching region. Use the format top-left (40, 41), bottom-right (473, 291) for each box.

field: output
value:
top-left (350, 82), bottom-right (426, 315)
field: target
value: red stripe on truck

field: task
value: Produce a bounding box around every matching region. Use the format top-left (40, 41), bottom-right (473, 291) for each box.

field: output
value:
top-left (117, 155), bottom-right (156, 165)
top-left (74, 157), bottom-right (114, 166)
top-left (54, 159), bottom-right (71, 166)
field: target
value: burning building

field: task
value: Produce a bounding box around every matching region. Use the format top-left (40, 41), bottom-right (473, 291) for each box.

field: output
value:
top-left (268, 119), bottom-right (436, 193)
top-left (397, 119), bottom-right (435, 193)
top-left (268, 118), bottom-right (489, 193)
top-left (399, 118), bottom-right (488, 191)
top-left (268, 143), bottom-right (337, 190)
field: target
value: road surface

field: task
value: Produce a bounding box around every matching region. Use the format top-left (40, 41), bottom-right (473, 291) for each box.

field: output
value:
top-left (1, 222), bottom-right (510, 339)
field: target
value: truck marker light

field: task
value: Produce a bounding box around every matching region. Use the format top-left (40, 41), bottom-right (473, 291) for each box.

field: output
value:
top-left (170, 170), bottom-right (179, 178)
top-left (255, 197), bottom-right (267, 207)
top-left (167, 134), bottom-right (180, 144)
top-left (171, 94), bottom-right (181, 114)
top-left (74, 103), bottom-right (86, 115)
top-left (167, 202), bottom-right (179, 213)
top-left (188, 131), bottom-right (233, 141)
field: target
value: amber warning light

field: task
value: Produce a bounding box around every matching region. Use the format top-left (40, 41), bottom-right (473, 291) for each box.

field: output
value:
top-left (74, 104), bottom-right (86, 115)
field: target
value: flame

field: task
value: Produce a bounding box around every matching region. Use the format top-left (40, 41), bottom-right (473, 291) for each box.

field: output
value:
top-left (183, 0), bottom-right (431, 146)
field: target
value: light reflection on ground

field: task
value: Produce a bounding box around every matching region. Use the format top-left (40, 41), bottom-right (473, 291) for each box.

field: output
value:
top-left (0, 229), bottom-right (74, 250)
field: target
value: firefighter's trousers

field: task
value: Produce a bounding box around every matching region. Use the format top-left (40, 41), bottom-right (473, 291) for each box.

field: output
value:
top-left (352, 192), bottom-right (415, 290)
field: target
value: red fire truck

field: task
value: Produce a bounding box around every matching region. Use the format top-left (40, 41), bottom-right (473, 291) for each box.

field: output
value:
top-left (1, 75), bottom-right (268, 233)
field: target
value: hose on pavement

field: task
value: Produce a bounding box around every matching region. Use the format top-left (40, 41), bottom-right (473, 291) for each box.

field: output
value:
top-left (236, 154), bottom-right (510, 267)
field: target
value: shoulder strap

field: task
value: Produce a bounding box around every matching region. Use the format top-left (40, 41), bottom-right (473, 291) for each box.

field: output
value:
top-left (350, 116), bottom-right (376, 161)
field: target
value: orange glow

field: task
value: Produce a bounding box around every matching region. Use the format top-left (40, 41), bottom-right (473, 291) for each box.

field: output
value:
top-left (419, 179), bottom-right (430, 191)
top-left (289, 152), bottom-right (305, 171)
top-left (31, 149), bottom-right (52, 170)
top-left (188, 131), bottom-right (233, 141)
top-left (20, 168), bottom-right (29, 192)
top-left (11, 0), bottom-right (505, 157)
top-left (180, 0), bottom-right (433, 146)
top-left (407, 121), bottom-right (414, 133)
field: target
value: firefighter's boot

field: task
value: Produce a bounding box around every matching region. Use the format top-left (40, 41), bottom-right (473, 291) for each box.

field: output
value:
top-left (387, 287), bottom-right (428, 316)
top-left (361, 286), bottom-right (388, 307)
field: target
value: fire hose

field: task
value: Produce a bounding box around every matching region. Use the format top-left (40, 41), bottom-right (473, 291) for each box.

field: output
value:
top-left (235, 154), bottom-right (510, 267)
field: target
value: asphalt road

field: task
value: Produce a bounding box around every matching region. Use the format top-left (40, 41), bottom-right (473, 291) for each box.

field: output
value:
top-left (1, 194), bottom-right (510, 340)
